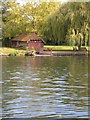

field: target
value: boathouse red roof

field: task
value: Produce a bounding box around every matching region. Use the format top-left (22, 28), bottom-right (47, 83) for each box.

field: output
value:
top-left (12, 33), bottom-right (46, 44)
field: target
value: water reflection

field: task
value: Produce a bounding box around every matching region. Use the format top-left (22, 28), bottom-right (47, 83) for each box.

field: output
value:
top-left (2, 56), bottom-right (89, 118)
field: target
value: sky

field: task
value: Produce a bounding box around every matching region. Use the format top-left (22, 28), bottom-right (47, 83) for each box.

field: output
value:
top-left (16, 0), bottom-right (68, 5)
top-left (15, 0), bottom-right (90, 5)
top-left (3, 0), bottom-right (90, 6)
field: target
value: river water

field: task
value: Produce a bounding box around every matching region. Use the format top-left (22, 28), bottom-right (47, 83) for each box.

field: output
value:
top-left (2, 56), bottom-right (89, 118)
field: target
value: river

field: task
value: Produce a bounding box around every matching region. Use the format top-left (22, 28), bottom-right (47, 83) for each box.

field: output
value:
top-left (2, 56), bottom-right (89, 118)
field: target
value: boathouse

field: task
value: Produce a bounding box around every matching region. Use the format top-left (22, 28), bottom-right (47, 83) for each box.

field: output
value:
top-left (11, 34), bottom-right (26, 48)
top-left (11, 33), bottom-right (46, 53)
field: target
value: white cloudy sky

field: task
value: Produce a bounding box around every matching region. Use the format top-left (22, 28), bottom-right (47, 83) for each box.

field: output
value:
top-left (16, 0), bottom-right (90, 5)
top-left (4, 0), bottom-right (90, 5)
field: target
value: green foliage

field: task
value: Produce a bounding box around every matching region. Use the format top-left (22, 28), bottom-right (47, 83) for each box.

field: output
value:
top-left (64, 2), bottom-right (90, 48)
top-left (2, 37), bottom-right (11, 47)
top-left (2, 1), bottom-right (90, 48)
top-left (2, 2), bottom-right (32, 38)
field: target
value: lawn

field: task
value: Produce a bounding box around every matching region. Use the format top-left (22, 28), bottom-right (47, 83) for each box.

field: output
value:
top-left (44, 46), bottom-right (73, 51)
top-left (0, 47), bottom-right (26, 55)
top-left (44, 45), bottom-right (89, 51)
top-left (0, 46), bottom-right (89, 56)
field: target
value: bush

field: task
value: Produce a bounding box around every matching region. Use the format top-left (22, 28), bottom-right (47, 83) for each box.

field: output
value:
top-left (8, 53), bottom-right (17, 56)
top-left (25, 50), bottom-right (36, 56)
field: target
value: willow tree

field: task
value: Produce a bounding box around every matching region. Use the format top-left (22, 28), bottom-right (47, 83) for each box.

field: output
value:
top-left (65, 2), bottom-right (90, 49)
top-left (32, 2), bottom-right (60, 38)
top-left (43, 2), bottom-right (70, 45)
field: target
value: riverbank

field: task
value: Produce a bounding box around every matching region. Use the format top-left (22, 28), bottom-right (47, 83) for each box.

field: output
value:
top-left (42, 51), bottom-right (89, 56)
top-left (0, 47), bottom-right (28, 56)
top-left (0, 47), bottom-right (89, 56)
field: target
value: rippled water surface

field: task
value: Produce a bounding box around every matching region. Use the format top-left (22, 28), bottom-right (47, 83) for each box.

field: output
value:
top-left (2, 56), bottom-right (89, 118)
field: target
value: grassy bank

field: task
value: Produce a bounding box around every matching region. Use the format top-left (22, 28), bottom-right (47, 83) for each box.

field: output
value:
top-left (44, 46), bottom-right (73, 51)
top-left (0, 46), bottom-right (89, 56)
top-left (0, 47), bottom-right (27, 56)
top-left (44, 46), bottom-right (89, 51)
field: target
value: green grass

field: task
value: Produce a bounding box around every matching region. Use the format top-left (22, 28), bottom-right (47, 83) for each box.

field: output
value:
top-left (0, 46), bottom-right (89, 56)
top-left (44, 45), bottom-right (89, 51)
top-left (84, 46), bottom-right (90, 51)
top-left (0, 47), bottom-right (27, 55)
top-left (44, 46), bottom-right (74, 51)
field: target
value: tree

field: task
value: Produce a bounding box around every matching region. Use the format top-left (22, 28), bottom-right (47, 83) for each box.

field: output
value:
top-left (2, 1), bottom-right (90, 47)
top-left (65, 2), bottom-right (90, 49)
top-left (2, 2), bottom-right (32, 38)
